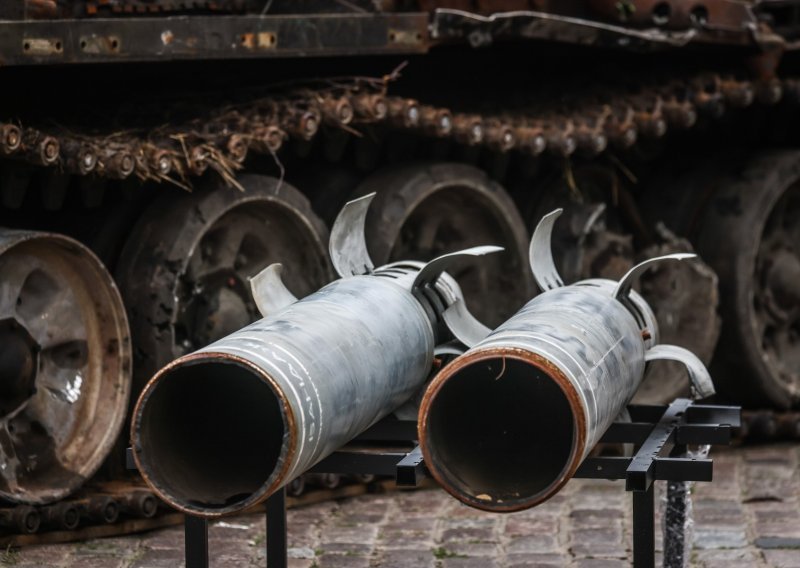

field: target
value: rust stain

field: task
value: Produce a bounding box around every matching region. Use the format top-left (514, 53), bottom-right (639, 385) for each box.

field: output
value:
top-left (131, 351), bottom-right (297, 519)
top-left (419, 346), bottom-right (588, 513)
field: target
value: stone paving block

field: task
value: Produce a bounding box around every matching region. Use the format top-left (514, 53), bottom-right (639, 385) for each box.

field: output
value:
top-left (754, 523), bottom-right (800, 540)
top-left (12, 544), bottom-right (74, 566)
top-left (210, 553), bottom-right (254, 566)
top-left (570, 543), bottom-right (628, 559)
top-left (289, 546), bottom-right (317, 559)
top-left (505, 552), bottom-right (564, 567)
top-left (569, 527), bottom-right (626, 559)
top-left (440, 526), bottom-right (495, 542)
top-left (316, 553), bottom-right (372, 567)
top-left (130, 546), bottom-right (184, 561)
top-left (319, 542), bottom-right (373, 555)
top-left (376, 548), bottom-right (436, 567)
top-left (337, 512), bottom-right (385, 525)
top-left (693, 526), bottom-right (749, 549)
top-left (440, 518), bottom-right (496, 530)
top-left (505, 517), bottom-right (559, 536)
top-left (72, 538), bottom-right (133, 557)
top-left (382, 517), bottom-right (436, 532)
top-left (572, 559), bottom-right (628, 568)
top-left (377, 532), bottom-right (432, 551)
top-left (446, 506), bottom-right (501, 519)
top-left (762, 549), bottom-right (800, 568)
top-left (377, 530), bottom-right (431, 546)
top-left (755, 537), bottom-right (800, 549)
top-left (324, 526), bottom-right (379, 543)
top-left (746, 479), bottom-right (799, 502)
top-left (137, 526), bottom-right (185, 550)
top-left (439, 557), bottom-right (500, 568)
top-left (693, 547), bottom-right (763, 566)
top-left (570, 527), bottom-right (623, 544)
top-left (505, 535), bottom-right (560, 554)
top-left (569, 508), bottom-right (623, 528)
top-left (67, 557), bottom-right (129, 568)
top-left (437, 541), bottom-right (498, 557)
top-left (751, 503), bottom-right (800, 521)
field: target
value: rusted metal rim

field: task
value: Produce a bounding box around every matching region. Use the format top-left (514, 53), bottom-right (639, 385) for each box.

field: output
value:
top-left (418, 347), bottom-right (587, 513)
top-left (0, 230), bottom-right (131, 505)
top-left (131, 351), bottom-right (297, 518)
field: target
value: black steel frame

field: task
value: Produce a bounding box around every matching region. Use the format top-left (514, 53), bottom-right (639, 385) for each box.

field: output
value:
top-left (127, 397), bottom-right (739, 568)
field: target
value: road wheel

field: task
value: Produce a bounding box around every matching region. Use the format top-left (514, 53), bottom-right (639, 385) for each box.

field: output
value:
top-left (354, 162), bottom-right (533, 327)
top-left (0, 231), bottom-right (130, 504)
top-left (697, 151), bottom-right (800, 408)
top-left (117, 173), bottom-right (333, 394)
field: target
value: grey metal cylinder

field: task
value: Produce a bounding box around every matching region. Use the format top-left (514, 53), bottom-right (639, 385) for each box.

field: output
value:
top-left (419, 279), bottom-right (658, 512)
top-left (132, 273), bottom-right (435, 517)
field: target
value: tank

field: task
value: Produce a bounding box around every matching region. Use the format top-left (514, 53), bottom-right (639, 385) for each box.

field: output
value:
top-left (0, 0), bottom-right (798, 537)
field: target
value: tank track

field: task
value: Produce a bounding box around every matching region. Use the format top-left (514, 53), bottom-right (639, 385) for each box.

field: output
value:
top-left (0, 474), bottom-right (417, 546)
top-left (0, 71), bottom-right (794, 192)
top-left (1, 66), bottom-right (797, 543)
top-left (736, 410), bottom-right (800, 443)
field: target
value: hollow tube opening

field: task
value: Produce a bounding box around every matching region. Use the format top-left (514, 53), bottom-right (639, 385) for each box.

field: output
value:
top-left (423, 356), bottom-right (576, 511)
top-left (134, 359), bottom-right (287, 514)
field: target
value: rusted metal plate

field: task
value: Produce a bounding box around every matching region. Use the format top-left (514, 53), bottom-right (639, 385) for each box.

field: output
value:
top-left (0, 13), bottom-right (429, 66)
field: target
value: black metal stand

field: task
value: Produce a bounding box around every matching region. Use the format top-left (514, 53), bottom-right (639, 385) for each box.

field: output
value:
top-left (128, 398), bottom-right (739, 568)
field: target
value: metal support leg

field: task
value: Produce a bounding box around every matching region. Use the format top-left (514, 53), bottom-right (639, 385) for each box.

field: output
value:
top-left (185, 516), bottom-right (209, 568)
top-left (266, 488), bottom-right (288, 568)
top-left (632, 484), bottom-right (655, 568)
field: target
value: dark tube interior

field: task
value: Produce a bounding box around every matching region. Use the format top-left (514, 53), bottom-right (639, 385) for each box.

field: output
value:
top-left (135, 360), bottom-right (286, 512)
top-left (425, 357), bottom-right (575, 509)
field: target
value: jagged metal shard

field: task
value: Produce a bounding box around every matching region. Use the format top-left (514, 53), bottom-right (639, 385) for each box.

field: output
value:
top-left (418, 209), bottom-right (714, 513)
top-left (131, 193), bottom-right (500, 518)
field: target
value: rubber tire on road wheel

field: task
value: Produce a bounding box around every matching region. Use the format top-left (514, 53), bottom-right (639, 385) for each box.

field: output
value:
top-left (117, 173), bottom-right (333, 396)
top-left (696, 150), bottom-right (800, 408)
top-left (354, 162), bottom-right (534, 327)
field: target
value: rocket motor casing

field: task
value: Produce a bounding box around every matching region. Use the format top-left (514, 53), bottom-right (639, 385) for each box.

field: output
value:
top-left (132, 270), bottom-right (436, 518)
top-left (418, 278), bottom-right (658, 512)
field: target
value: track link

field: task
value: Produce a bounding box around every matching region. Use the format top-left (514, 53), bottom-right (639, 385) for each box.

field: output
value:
top-left (0, 71), bottom-right (794, 191)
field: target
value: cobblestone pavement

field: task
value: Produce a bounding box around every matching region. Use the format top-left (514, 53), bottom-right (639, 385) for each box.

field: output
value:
top-left (5, 443), bottom-right (799, 567)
